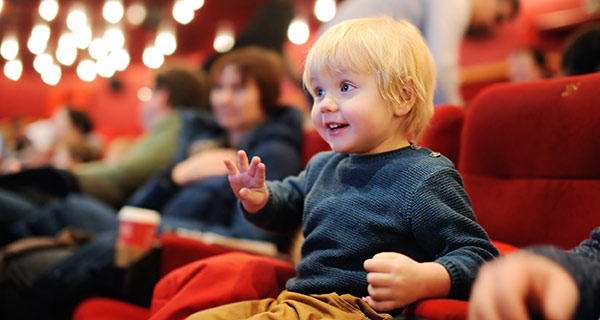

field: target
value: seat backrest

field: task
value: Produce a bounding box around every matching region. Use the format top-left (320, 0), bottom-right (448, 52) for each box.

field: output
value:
top-left (419, 105), bottom-right (465, 166)
top-left (301, 128), bottom-right (330, 168)
top-left (303, 104), bottom-right (465, 169)
top-left (458, 72), bottom-right (600, 249)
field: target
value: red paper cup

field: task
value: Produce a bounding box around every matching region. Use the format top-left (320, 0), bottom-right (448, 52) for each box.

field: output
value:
top-left (115, 206), bottom-right (160, 267)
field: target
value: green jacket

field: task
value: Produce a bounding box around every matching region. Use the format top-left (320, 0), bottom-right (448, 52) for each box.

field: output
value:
top-left (75, 112), bottom-right (181, 208)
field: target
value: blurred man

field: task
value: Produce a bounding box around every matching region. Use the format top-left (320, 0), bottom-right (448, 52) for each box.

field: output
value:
top-left (320, 0), bottom-right (520, 106)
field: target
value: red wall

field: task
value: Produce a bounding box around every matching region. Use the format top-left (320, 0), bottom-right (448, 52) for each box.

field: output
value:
top-left (1, 0), bottom-right (593, 144)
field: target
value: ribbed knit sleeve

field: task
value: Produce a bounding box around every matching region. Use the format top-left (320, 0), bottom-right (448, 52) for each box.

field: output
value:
top-left (529, 227), bottom-right (600, 320)
top-left (408, 167), bottom-right (499, 300)
top-left (242, 170), bottom-right (308, 234)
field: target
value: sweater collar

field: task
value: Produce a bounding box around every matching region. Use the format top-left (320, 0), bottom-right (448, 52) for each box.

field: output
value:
top-left (347, 143), bottom-right (419, 165)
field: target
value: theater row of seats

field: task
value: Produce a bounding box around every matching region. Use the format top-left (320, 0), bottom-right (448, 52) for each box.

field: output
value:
top-left (74, 71), bottom-right (600, 320)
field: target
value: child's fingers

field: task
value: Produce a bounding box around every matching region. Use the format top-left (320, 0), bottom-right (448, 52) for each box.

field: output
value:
top-left (239, 187), bottom-right (263, 203)
top-left (237, 150), bottom-right (249, 172)
top-left (256, 162), bottom-right (266, 182)
top-left (223, 158), bottom-right (239, 175)
top-left (365, 296), bottom-right (397, 312)
top-left (366, 272), bottom-right (392, 287)
top-left (248, 156), bottom-right (262, 177)
top-left (364, 258), bottom-right (394, 273)
top-left (367, 284), bottom-right (395, 302)
top-left (372, 252), bottom-right (400, 260)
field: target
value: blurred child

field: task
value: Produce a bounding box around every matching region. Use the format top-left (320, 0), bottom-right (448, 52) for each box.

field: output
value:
top-left (6, 107), bottom-right (101, 172)
top-left (49, 107), bottom-right (102, 170)
top-left (508, 47), bottom-right (553, 82)
top-left (186, 17), bottom-right (498, 319)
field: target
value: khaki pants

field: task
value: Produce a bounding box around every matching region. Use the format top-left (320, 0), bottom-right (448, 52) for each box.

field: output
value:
top-left (185, 290), bottom-right (392, 320)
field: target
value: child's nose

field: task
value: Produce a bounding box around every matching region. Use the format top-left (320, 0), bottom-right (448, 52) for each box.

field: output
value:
top-left (318, 96), bottom-right (338, 113)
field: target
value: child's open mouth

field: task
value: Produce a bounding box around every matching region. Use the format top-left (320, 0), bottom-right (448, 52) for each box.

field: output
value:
top-left (326, 123), bottom-right (349, 132)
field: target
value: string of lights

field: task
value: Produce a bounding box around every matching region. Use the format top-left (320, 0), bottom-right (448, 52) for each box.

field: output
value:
top-left (0, 0), bottom-right (337, 85)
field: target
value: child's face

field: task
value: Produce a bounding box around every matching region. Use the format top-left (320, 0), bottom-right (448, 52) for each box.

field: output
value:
top-left (309, 70), bottom-right (408, 155)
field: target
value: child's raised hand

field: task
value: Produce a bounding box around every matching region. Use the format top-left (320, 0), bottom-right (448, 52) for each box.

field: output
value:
top-left (363, 252), bottom-right (450, 311)
top-left (223, 150), bottom-right (269, 213)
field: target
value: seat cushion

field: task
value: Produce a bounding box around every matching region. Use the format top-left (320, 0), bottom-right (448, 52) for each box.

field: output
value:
top-left (72, 297), bottom-right (150, 320)
top-left (149, 252), bottom-right (296, 320)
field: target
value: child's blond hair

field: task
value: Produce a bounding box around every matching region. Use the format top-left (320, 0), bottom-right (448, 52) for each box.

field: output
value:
top-left (303, 17), bottom-right (436, 141)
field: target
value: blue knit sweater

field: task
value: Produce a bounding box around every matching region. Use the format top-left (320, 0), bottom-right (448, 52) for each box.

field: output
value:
top-left (530, 227), bottom-right (600, 320)
top-left (243, 145), bottom-right (499, 300)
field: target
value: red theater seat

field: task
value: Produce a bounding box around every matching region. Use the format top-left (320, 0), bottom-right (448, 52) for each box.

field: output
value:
top-left (460, 72), bottom-right (600, 250)
top-left (72, 298), bottom-right (150, 320)
top-left (73, 106), bottom-right (469, 320)
top-left (73, 128), bottom-right (329, 320)
top-left (420, 104), bottom-right (465, 166)
top-left (301, 127), bottom-right (330, 167)
top-left (405, 72), bottom-right (600, 320)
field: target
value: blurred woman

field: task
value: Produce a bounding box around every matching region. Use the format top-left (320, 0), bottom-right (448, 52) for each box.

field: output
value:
top-left (128, 46), bottom-right (304, 247)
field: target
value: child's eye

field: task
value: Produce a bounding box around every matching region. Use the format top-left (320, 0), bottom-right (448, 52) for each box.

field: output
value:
top-left (340, 82), bottom-right (355, 92)
top-left (315, 88), bottom-right (325, 97)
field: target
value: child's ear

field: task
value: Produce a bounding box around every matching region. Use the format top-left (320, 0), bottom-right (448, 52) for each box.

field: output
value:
top-left (391, 79), bottom-right (417, 117)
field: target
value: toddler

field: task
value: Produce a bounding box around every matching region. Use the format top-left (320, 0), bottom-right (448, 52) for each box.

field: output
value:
top-left (186, 16), bottom-right (498, 319)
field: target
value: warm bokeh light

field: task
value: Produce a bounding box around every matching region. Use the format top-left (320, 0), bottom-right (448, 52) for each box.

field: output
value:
top-left (28, 36), bottom-right (47, 55)
top-left (33, 53), bottom-right (53, 74)
top-left (104, 27), bottom-right (125, 51)
top-left (155, 31), bottom-right (177, 55)
top-left (137, 87), bottom-right (153, 102)
top-left (89, 38), bottom-right (109, 60)
top-left (0, 0), bottom-right (3, 14)
top-left (1, 35), bottom-right (19, 61)
top-left (173, 0), bottom-right (194, 24)
top-left (185, 0), bottom-right (205, 10)
top-left (213, 35), bottom-right (234, 53)
top-left (66, 7), bottom-right (87, 32)
top-left (96, 55), bottom-right (117, 78)
top-left (109, 48), bottom-right (130, 71)
top-left (32, 24), bottom-right (51, 41)
top-left (287, 18), bottom-right (310, 45)
top-left (74, 26), bottom-right (92, 49)
top-left (56, 45), bottom-right (77, 66)
top-left (39, 0), bottom-right (59, 22)
top-left (4, 59), bottom-right (23, 81)
top-left (126, 2), bottom-right (146, 25)
top-left (142, 46), bottom-right (164, 69)
top-left (58, 32), bottom-right (75, 48)
top-left (28, 24), bottom-right (51, 55)
top-left (77, 59), bottom-right (97, 82)
top-left (41, 64), bottom-right (61, 86)
top-left (213, 25), bottom-right (235, 53)
top-left (103, 0), bottom-right (125, 24)
top-left (314, 0), bottom-right (336, 22)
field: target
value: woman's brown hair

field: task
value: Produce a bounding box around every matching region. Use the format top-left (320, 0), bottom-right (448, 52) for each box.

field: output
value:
top-left (209, 46), bottom-right (284, 112)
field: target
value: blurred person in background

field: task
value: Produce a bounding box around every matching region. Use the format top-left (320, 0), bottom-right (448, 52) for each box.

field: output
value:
top-left (320, 0), bottom-right (520, 106)
top-left (469, 226), bottom-right (600, 320)
top-left (74, 67), bottom-right (211, 208)
top-left (0, 46), bottom-right (303, 320)
top-left (0, 67), bottom-right (210, 209)
top-left (1, 107), bottom-right (101, 173)
top-left (561, 25), bottom-right (600, 77)
top-left (508, 47), bottom-right (554, 82)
